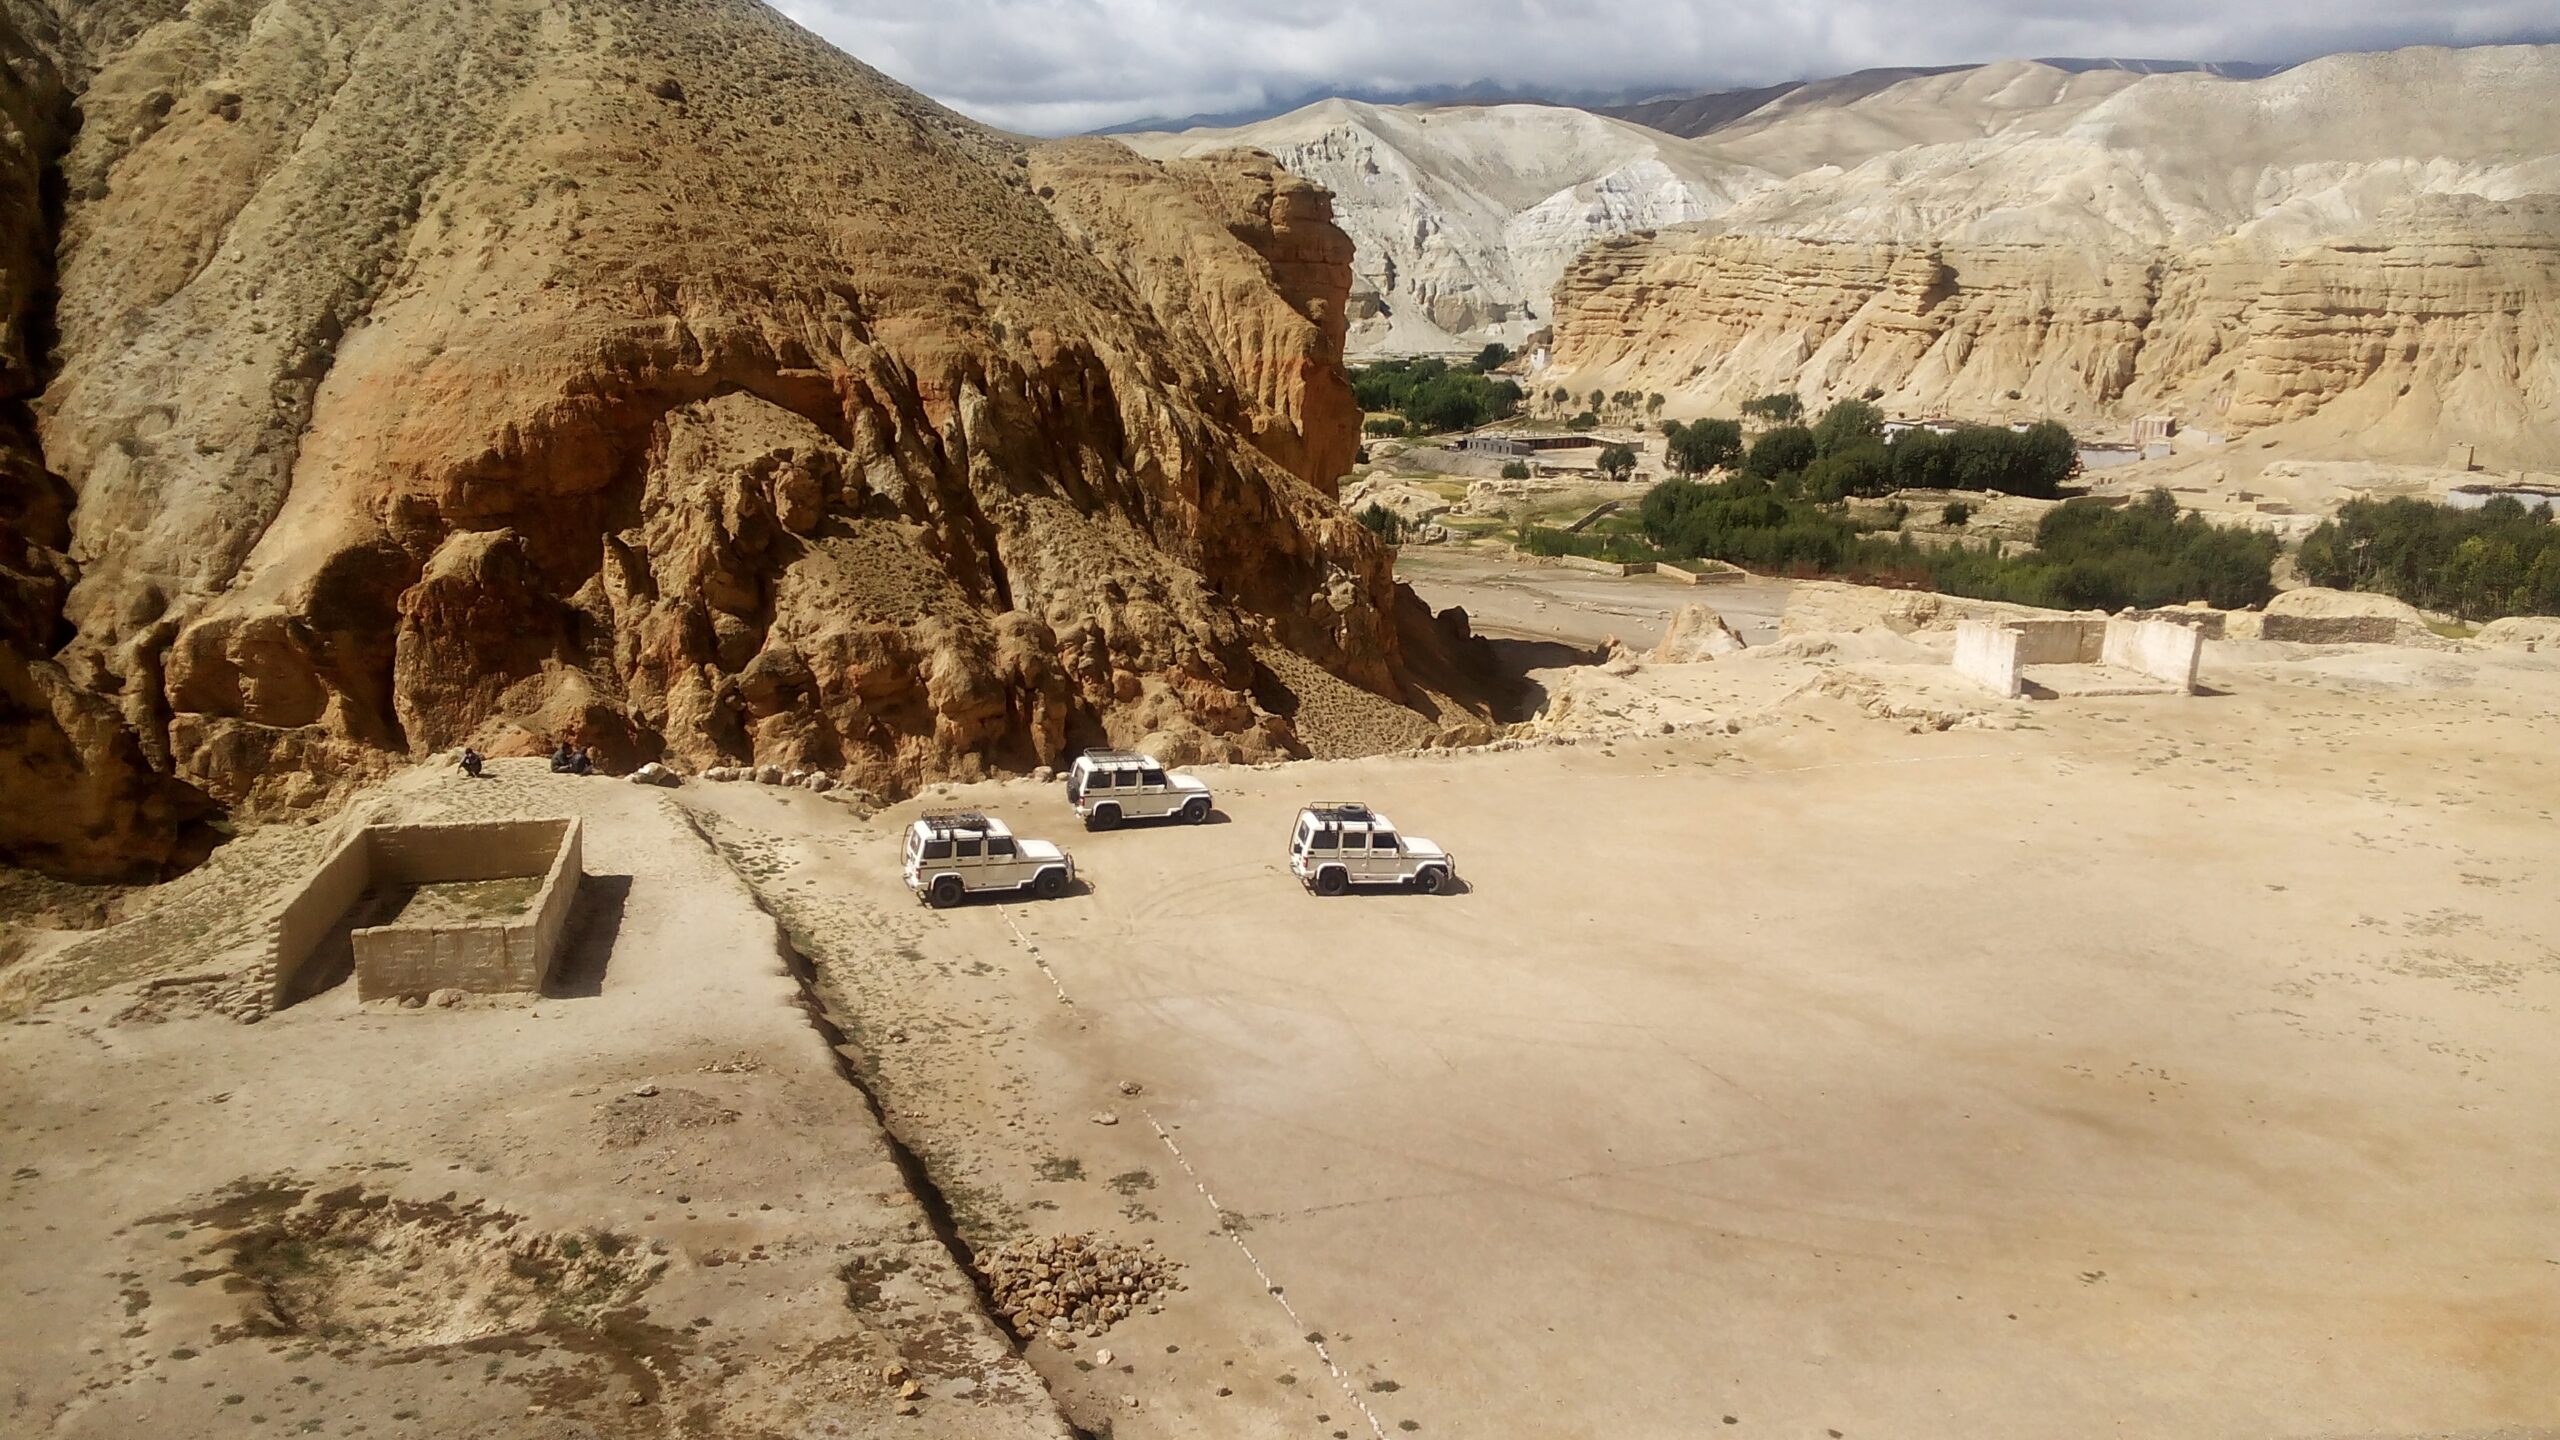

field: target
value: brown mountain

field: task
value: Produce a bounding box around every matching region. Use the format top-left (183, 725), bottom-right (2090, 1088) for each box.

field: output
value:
top-left (0, 0), bottom-right (1482, 879)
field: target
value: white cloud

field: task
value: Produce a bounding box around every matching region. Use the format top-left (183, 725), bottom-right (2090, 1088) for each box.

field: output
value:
top-left (772, 0), bottom-right (2560, 134)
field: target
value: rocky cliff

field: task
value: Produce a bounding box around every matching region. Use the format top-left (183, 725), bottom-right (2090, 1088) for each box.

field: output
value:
top-left (1543, 48), bottom-right (2560, 467)
top-left (1124, 100), bottom-right (1772, 354)
top-left (0, 0), bottom-right (1480, 879)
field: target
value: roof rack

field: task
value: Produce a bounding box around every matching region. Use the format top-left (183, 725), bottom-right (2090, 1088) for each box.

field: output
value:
top-left (1079, 748), bottom-right (1149, 764)
top-left (1307, 801), bottom-right (1374, 822)
top-left (919, 812), bottom-right (995, 831)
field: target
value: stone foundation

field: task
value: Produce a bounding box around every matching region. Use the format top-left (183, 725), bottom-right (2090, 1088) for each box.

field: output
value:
top-left (267, 819), bottom-right (583, 1006)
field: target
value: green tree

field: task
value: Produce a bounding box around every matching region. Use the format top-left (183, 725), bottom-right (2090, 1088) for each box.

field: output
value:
top-left (1803, 442), bottom-right (1893, 501)
top-left (1500, 460), bottom-right (1531, 480)
top-left (1941, 500), bottom-right (1973, 526)
top-left (1744, 424), bottom-right (1817, 480)
top-left (1472, 342), bottom-right (1512, 373)
top-left (1740, 392), bottom-right (1804, 424)
top-left (1356, 502), bottom-right (1405, 545)
top-left (1566, 411), bottom-right (1600, 432)
top-left (1812, 398), bottom-right (1885, 457)
top-left (1668, 418), bottom-right (1741, 475)
top-left (1597, 443), bottom-right (1639, 481)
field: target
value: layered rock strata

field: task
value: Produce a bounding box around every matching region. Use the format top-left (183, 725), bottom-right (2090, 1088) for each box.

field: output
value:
top-left (0, 0), bottom-right (1476, 878)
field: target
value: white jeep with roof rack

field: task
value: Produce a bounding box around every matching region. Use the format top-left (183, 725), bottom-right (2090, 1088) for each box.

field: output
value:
top-left (903, 813), bottom-right (1076, 908)
top-left (1065, 749), bottom-right (1213, 830)
top-left (1287, 802), bottom-right (1456, 895)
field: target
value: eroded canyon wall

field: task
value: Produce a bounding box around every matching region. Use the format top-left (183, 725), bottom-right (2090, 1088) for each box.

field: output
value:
top-left (0, 0), bottom-right (1463, 878)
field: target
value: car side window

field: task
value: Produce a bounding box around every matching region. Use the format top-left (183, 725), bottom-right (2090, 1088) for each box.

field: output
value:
top-left (1340, 833), bottom-right (1368, 850)
top-left (1141, 768), bottom-right (1166, 787)
top-left (955, 838), bottom-right (982, 859)
top-left (923, 839), bottom-right (954, 861)
top-left (988, 837), bottom-right (1016, 858)
top-left (1309, 831), bottom-right (1338, 851)
top-left (1372, 832), bottom-right (1399, 852)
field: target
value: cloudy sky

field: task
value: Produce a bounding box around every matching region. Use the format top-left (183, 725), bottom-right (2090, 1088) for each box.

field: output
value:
top-left (771, 0), bottom-right (2557, 134)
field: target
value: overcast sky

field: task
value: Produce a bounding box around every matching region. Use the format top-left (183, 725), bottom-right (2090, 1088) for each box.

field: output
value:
top-left (770, 0), bottom-right (2558, 135)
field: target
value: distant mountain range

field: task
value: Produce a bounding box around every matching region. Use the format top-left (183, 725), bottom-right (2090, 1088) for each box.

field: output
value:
top-left (1096, 58), bottom-right (2292, 139)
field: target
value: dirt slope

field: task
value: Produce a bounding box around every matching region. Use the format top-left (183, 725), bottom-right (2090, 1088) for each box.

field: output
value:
top-left (0, 0), bottom-right (1483, 878)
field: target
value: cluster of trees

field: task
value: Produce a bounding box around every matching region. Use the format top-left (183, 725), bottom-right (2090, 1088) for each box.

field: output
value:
top-left (1635, 481), bottom-right (2275, 612)
top-left (1350, 358), bottom-right (1524, 434)
top-left (1354, 501), bottom-right (1406, 545)
top-left (1660, 398), bottom-right (2076, 500)
top-left (2298, 496), bottom-right (2560, 621)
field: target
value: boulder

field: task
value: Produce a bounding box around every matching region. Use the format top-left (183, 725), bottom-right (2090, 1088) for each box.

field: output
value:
top-left (1650, 605), bottom-right (1749, 663)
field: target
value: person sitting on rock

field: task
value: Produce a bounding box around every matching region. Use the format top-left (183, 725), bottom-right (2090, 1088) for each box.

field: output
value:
top-left (571, 745), bottom-right (597, 776)
top-left (549, 741), bottom-right (576, 773)
top-left (459, 746), bottom-right (485, 778)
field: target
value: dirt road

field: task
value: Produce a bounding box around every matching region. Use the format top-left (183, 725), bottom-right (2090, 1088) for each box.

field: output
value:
top-left (1396, 546), bottom-right (1794, 650)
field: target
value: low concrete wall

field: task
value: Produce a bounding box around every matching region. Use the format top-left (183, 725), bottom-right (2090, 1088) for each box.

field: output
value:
top-left (2009, 617), bottom-right (2106, 666)
top-left (2121, 606), bottom-right (2228, 641)
top-left (268, 831), bottom-right (375, 1008)
top-left (1954, 620), bottom-right (2023, 698)
top-left (2262, 614), bottom-right (2406, 645)
top-left (1652, 562), bottom-right (1744, 586)
top-left (2101, 617), bottom-right (2203, 692)
top-left (266, 818), bottom-right (583, 1007)
top-left (355, 820), bottom-right (581, 1001)
top-left (1552, 555), bottom-right (1652, 577)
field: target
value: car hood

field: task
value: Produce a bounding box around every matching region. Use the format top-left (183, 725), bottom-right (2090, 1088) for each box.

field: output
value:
top-left (1019, 839), bottom-right (1069, 864)
top-left (1404, 837), bottom-right (1450, 863)
top-left (1171, 774), bottom-right (1211, 795)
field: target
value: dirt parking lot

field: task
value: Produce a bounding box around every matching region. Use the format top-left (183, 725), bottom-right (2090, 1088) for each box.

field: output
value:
top-left (689, 647), bottom-right (2560, 1440)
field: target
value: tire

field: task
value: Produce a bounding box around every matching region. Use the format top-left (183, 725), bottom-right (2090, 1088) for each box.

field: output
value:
top-left (1314, 867), bottom-right (1348, 897)
top-left (1031, 868), bottom-right (1066, 900)
top-left (928, 875), bottom-right (965, 909)
top-left (1182, 797), bottom-right (1210, 825)
top-left (1088, 804), bottom-right (1121, 832)
top-left (1411, 866), bottom-right (1446, 895)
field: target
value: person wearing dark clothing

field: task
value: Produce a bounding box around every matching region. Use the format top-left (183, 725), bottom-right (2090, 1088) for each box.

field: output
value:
top-left (571, 746), bottom-right (596, 777)
top-left (550, 742), bottom-right (576, 774)
top-left (459, 747), bottom-right (484, 778)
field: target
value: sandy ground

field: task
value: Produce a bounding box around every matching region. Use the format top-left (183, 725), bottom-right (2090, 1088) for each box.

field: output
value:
top-left (1397, 546), bottom-right (1795, 650)
top-left (674, 633), bottom-right (2560, 1440)
top-left (0, 769), bottom-right (1067, 1440)
top-left (6, 595), bottom-right (2559, 1440)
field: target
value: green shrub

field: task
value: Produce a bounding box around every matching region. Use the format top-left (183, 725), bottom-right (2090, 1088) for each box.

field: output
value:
top-left (1740, 392), bottom-right (1804, 424)
top-left (1471, 342), bottom-right (1512, 373)
top-left (1363, 416), bottom-right (1406, 437)
top-left (1499, 460), bottom-right (1531, 480)
top-left (1355, 502), bottom-right (1405, 545)
top-left (1597, 443), bottom-right (1639, 480)
top-left (1565, 411), bottom-right (1600, 432)
top-left (1743, 425), bottom-right (1817, 480)
top-left (1942, 500), bottom-right (1973, 526)
top-left (2299, 495), bottom-right (2560, 620)
top-left (1348, 359), bottom-right (1524, 434)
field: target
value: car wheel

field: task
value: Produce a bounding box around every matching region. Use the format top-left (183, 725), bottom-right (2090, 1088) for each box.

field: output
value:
top-left (1183, 797), bottom-right (1210, 824)
top-left (1315, 867), bottom-right (1348, 897)
top-left (1032, 868), bottom-right (1066, 899)
top-left (1412, 866), bottom-right (1446, 895)
top-left (1088, 804), bottom-right (1120, 832)
top-left (929, 875), bottom-right (964, 909)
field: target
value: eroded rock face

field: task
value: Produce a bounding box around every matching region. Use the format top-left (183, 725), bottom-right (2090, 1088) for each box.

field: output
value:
top-left (0, 0), bottom-right (1462, 875)
top-left (1549, 197), bottom-right (2560, 468)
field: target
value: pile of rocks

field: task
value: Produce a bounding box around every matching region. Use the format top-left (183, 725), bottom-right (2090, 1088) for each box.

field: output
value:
top-left (699, 765), bottom-right (878, 802)
top-left (977, 1234), bottom-right (1181, 1339)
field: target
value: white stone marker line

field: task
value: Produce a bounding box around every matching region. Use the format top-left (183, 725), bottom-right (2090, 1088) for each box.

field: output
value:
top-left (996, 908), bottom-right (1075, 1007)
top-left (996, 908), bottom-right (1382, 1436)
top-left (1143, 1110), bottom-right (1390, 1440)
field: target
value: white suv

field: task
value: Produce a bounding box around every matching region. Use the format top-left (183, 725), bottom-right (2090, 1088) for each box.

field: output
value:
top-left (1287, 802), bottom-right (1456, 895)
top-left (903, 813), bottom-right (1076, 908)
top-left (1066, 749), bottom-right (1213, 830)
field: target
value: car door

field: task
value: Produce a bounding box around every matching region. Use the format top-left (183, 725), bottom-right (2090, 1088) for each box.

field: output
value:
top-left (952, 834), bottom-right (985, 887)
top-left (1138, 766), bottom-right (1169, 816)
top-left (1369, 829), bottom-right (1404, 881)
top-left (986, 833), bottom-right (1021, 885)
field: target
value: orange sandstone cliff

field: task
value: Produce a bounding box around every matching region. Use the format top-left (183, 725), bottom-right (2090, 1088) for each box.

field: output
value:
top-left (0, 0), bottom-right (1481, 879)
